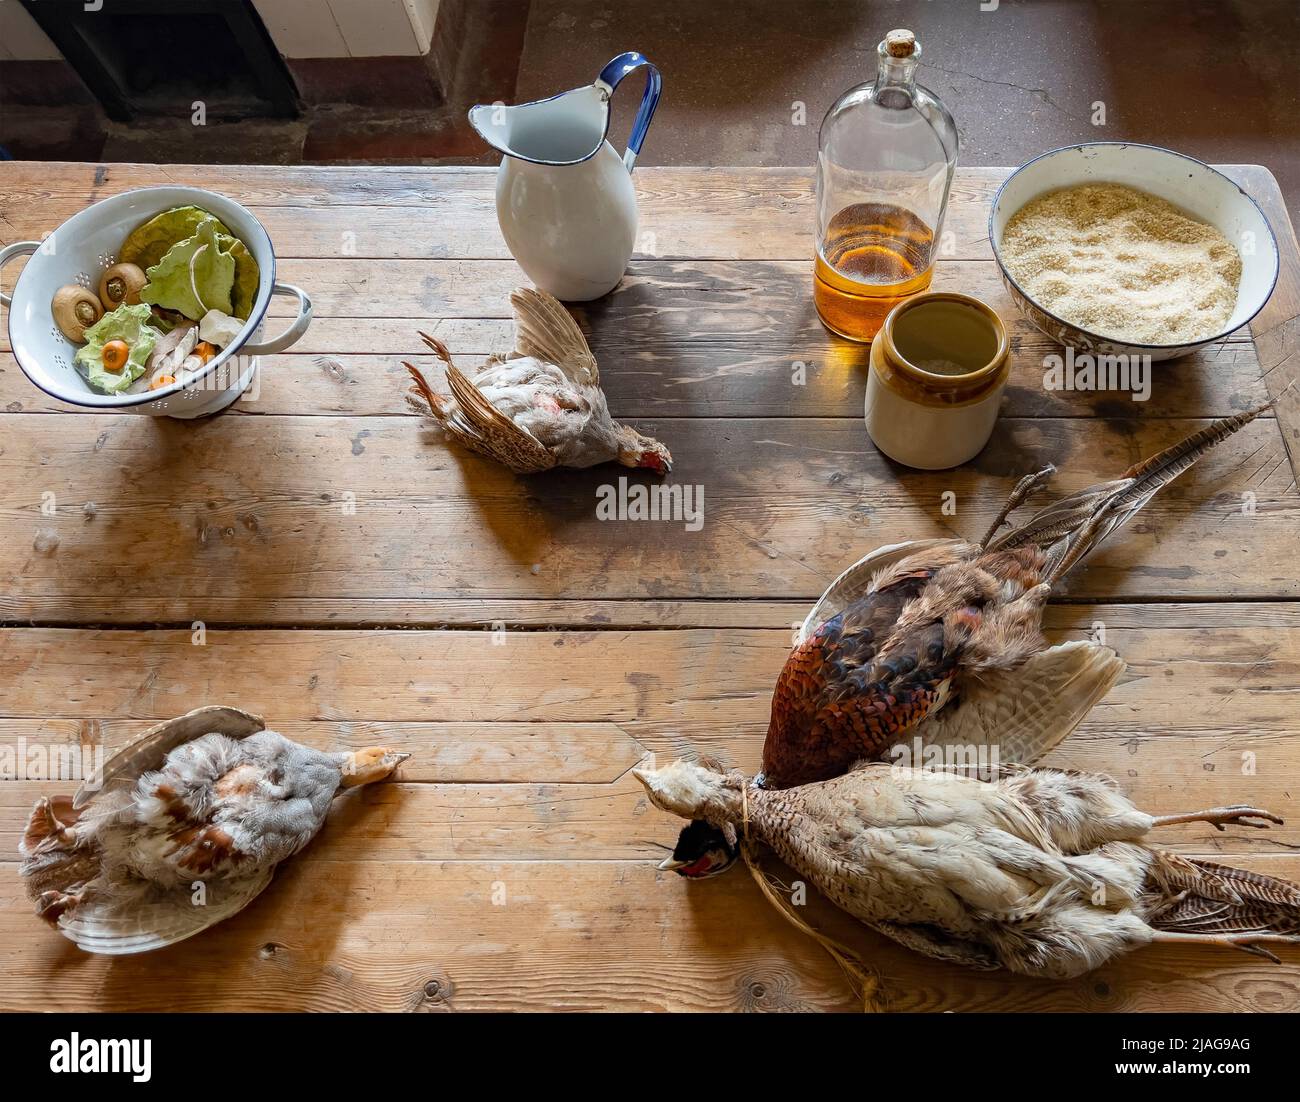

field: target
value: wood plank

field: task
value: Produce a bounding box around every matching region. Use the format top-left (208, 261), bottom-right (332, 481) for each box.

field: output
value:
top-left (8, 594), bottom-right (1300, 630)
top-left (2, 854), bottom-right (1297, 1013)
top-left (1234, 165), bottom-right (1300, 484)
top-left (0, 163), bottom-right (1002, 262)
top-left (0, 267), bottom-right (1266, 419)
top-left (0, 413), bottom-right (1293, 607)
top-left (0, 717), bottom-right (645, 785)
top-left (0, 162), bottom-right (1284, 266)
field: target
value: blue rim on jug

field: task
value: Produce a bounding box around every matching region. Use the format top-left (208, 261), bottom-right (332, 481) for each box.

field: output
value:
top-left (468, 51), bottom-right (661, 170)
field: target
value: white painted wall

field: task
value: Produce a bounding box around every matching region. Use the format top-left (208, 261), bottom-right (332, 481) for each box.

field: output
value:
top-left (252, 0), bottom-right (441, 58)
top-left (0, 0), bottom-right (63, 61)
top-left (0, 0), bottom-right (441, 62)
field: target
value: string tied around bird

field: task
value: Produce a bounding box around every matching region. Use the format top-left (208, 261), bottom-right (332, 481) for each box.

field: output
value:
top-left (739, 782), bottom-right (884, 1012)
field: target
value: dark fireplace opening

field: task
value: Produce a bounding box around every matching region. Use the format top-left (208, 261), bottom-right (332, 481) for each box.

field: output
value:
top-left (19, 0), bottom-right (298, 121)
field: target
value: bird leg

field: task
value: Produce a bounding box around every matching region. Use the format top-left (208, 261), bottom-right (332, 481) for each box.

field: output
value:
top-left (979, 465), bottom-right (1056, 548)
top-left (418, 330), bottom-right (455, 365)
top-left (404, 362), bottom-right (447, 417)
top-left (35, 888), bottom-right (84, 925)
top-left (1150, 930), bottom-right (1300, 964)
top-left (404, 332), bottom-right (459, 417)
top-left (1150, 805), bottom-right (1284, 831)
top-left (25, 795), bottom-right (78, 853)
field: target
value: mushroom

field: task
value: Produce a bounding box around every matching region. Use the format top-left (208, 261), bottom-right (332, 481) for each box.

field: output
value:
top-left (52, 285), bottom-right (104, 343)
top-left (98, 262), bottom-right (147, 310)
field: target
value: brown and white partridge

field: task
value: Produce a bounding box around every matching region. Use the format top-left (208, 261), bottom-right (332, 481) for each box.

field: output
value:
top-left (20, 706), bottom-right (409, 954)
top-left (406, 287), bottom-right (672, 474)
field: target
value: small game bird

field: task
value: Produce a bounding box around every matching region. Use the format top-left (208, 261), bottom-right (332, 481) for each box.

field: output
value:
top-left (638, 758), bottom-right (1298, 978)
top-left (662, 401), bottom-right (1273, 879)
top-left (405, 287), bottom-right (672, 474)
top-left (20, 706), bottom-right (409, 955)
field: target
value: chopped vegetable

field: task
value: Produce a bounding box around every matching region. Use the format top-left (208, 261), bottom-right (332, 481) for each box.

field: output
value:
top-left (52, 285), bottom-right (103, 342)
top-left (140, 218), bottom-right (235, 321)
top-left (101, 340), bottom-right (129, 372)
top-left (119, 205), bottom-right (233, 271)
top-left (193, 341), bottom-right (218, 364)
top-left (218, 233), bottom-right (259, 319)
top-left (198, 308), bottom-right (243, 348)
top-left (74, 303), bottom-right (158, 394)
top-left (149, 374), bottom-right (177, 391)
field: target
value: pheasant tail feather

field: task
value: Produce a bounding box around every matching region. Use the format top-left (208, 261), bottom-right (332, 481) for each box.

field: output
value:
top-left (1145, 851), bottom-right (1300, 939)
top-left (988, 399), bottom-right (1275, 583)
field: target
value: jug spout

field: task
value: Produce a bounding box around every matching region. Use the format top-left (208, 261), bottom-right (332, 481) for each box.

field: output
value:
top-left (468, 85), bottom-right (611, 166)
top-left (468, 51), bottom-right (661, 170)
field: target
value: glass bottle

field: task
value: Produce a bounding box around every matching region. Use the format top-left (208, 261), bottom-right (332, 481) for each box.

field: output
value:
top-left (814, 29), bottom-right (959, 342)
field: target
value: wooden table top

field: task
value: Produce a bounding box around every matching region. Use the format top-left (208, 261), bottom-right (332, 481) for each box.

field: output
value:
top-left (1, 162), bottom-right (1298, 1012)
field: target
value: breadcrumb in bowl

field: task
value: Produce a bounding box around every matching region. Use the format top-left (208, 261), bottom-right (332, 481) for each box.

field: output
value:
top-left (990, 143), bottom-right (1279, 362)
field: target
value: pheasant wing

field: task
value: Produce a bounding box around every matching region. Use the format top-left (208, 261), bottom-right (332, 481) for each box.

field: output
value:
top-left (763, 610), bottom-right (957, 788)
top-left (443, 361), bottom-right (556, 473)
top-left (905, 640), bottom-right (1123, 766)
top-left (510, 287), bottom-right (599, 386)
top-left (73, 705), bottom-right (265, 810)
top-left (872, 920), bottom-right (1001, 970)
top-left (799, 538), bottom-right (974, 644)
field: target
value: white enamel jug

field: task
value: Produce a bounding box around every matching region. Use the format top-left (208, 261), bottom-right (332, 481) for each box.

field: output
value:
top-left (469, 52), bottom-right (662, 302)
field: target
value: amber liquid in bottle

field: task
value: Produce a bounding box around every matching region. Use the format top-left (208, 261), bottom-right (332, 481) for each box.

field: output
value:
top-left (813, 202), bottom-right (935, 342)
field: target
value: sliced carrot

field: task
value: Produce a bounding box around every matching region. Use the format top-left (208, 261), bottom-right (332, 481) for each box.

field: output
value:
top-left (149, 374), bottom-right (177, 391)
top-left (101, 340), bottom-right (129, 372)
top-left (194, 341), bottom-right (218, 364)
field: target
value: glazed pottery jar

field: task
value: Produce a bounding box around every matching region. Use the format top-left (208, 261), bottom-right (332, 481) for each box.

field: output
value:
top-left (865, 291), bottom-right (1009, 470)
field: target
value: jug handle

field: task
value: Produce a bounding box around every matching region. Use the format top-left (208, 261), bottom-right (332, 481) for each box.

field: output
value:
top-left (597, 52), bottom-right (662, 172)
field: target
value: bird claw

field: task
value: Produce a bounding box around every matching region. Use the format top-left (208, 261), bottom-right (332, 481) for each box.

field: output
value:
top-left (1207, 806), bottom-right (1285, 831)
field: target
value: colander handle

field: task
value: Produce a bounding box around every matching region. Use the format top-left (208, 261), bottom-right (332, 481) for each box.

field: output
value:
top-left (241, 281), bottom-right (313, 355)
top-left (0, 241), bottom-right (40, 308)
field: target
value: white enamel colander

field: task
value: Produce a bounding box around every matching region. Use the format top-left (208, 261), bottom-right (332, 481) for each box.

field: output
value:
top-left (0, 185), bottom-right (311, 418)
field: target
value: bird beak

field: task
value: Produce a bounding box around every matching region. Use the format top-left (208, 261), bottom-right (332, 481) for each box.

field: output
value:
top-left (387, 752), bottom-right (412, 767)
top-left (658, 856), bottom-right (688, 871)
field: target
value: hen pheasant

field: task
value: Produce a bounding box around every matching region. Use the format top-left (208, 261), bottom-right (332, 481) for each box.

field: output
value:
top-left (20, 706), bottom-right (409, 954)
top-left (405, 287), bottom-right (672, 474)
top-left (639, 758), bottom-right (1298, 979)
top-left (662, 401), bottom-right (1272, 879)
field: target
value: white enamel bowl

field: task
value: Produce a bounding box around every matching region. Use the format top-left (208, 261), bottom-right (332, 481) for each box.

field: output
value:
top-left (0, 186), bottom-right (311, 417)
top-left (989, 143), bottom-right (1279, 362)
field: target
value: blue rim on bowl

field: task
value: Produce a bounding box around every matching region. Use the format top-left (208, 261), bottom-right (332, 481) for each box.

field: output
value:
top-left (988, 142), bottom-right (1280, 353)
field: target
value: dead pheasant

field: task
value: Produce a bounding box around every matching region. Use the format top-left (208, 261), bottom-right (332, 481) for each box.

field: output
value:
top-left (662, 401), bottom-right (1273, 879)
top-left (20, 706), bottom-right (409, 954)
top-left (639, 758), bottom-right (1298, 979)
top-left (405, 287), bottom-right (672, 474)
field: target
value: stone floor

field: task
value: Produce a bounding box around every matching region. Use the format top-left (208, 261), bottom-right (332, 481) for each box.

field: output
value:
top-left (1, 0), bottom-right (1297, 221)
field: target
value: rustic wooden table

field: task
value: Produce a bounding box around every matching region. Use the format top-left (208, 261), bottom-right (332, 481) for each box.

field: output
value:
top-left (1, 163), bottom-right (1298, 1012)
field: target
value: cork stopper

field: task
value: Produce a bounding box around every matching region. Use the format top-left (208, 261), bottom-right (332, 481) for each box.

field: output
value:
top-left (885, 29), bottom-right (916, 57)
